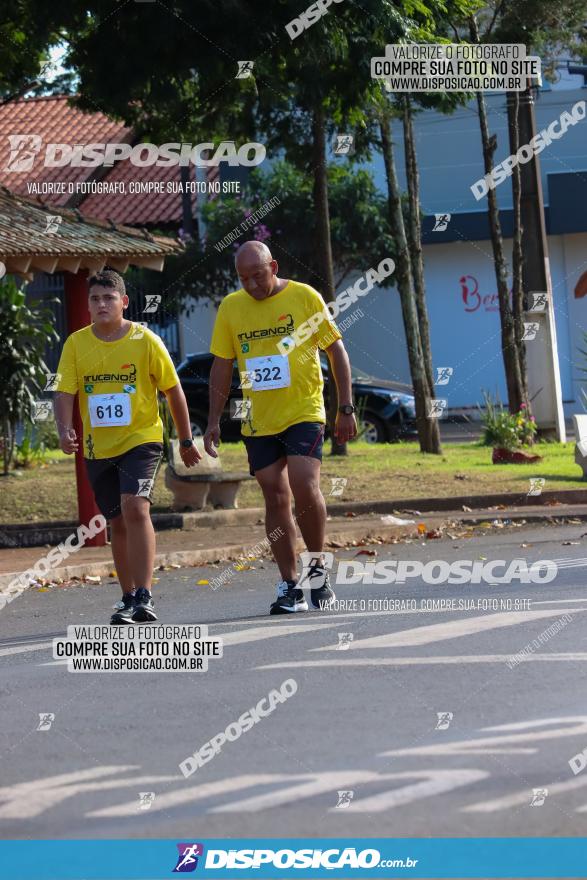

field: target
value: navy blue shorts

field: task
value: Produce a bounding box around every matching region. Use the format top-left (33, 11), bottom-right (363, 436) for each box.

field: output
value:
top-left (243, 422), bottom-right (325, 475)
top-left (85, 442), bottom-right (163, 520)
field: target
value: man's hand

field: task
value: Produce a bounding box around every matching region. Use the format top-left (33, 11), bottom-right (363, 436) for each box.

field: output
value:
top-left (334, 413), bottom-right (357, 444)
top-left (179, 441), bottom-right (202, 468)
top-left (59, 427), bottom-right (79, 455)
top-left (204, 422), bottom-right (221, 458)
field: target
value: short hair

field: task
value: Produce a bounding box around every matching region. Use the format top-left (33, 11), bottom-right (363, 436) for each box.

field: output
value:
top-left (88, 269), bottom-right (126, 297)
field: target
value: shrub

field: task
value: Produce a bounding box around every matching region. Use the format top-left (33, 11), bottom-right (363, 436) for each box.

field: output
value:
top-left (480, 392), bottom-right (537, 450)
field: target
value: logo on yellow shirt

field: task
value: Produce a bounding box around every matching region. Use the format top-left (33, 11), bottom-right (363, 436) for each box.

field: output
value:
top-left (83, 362), bottom-right (137, 383)
top-left (237, 313), bottom-right (294, 342)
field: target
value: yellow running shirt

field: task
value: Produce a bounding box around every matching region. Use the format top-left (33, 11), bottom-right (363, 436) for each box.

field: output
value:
top-left (55, 323), bottom-right (179, 459)
top-left (210, 281), bottom-right (341, 436)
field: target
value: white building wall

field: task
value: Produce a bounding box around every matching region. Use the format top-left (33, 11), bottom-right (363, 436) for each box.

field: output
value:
top-left (338, 235), bottom-right (576, 414)
top-left (179, 298), bottom-right (218, 359)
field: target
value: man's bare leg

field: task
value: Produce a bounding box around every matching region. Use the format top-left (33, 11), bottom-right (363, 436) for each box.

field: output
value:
top-left (109, 514), bottom-right (135, 595)
top-left (254, 458), bottom-right (298, 582)
top-left (120, 494), bottom-right (155, 589)
top-left (286, 456), bottom-right (326, 555)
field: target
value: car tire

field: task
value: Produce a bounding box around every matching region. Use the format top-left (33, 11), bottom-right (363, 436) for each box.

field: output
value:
top-left (190, 414), bottom-right (207, 437)
top-left (360, 413), bottom-right (387, 444)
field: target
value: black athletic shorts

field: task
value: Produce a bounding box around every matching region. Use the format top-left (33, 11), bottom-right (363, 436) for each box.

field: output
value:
top-left (243, 421), bottom-right (325, 476)
top-left (85, 442), bottom-right (163, 520)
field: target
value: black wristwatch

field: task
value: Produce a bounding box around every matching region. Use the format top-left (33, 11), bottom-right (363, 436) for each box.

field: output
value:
top-left (338, 404), bottom-right (356, 415)
top-left (180, 438), bottom-right (194, 448)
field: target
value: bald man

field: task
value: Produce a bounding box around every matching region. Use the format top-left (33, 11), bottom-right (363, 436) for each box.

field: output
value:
top-left (204, 241), bottom-right (357, 614)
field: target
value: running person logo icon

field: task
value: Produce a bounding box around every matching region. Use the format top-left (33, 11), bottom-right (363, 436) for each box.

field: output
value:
top-left (297, 551), bottom-right (334, 588)
top-left (137, 478), bottom-right (154, 498)
top-left (173, 843), bottom-right (204, 872)
top-left (336, 790), bottom-right (355, 808)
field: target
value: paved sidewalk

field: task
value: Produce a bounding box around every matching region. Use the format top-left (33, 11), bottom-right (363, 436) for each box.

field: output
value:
top-left (2, 502), bottom-right (586, 591)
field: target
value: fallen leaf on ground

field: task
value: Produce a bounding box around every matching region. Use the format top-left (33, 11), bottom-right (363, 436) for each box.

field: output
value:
top-left (354, 549), bottom-right (378, 557)
top-left (345, 511), bottom-right (357, 517)
top-left (197, 579), bottom-right (209, 585)
top-left (84, 575), bottom-right (101, 584)
top-left (426, 530), bottom-right (442, 539)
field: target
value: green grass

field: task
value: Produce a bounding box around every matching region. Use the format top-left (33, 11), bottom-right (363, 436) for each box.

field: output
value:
top-left (0, 440), bottom-right (582, 525)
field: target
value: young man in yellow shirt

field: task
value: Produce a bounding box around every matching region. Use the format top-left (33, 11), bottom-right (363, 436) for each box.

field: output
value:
top-left (54, 269), bottom-right (200, 624)
top-left (204, 241), bottom-right (357, 614)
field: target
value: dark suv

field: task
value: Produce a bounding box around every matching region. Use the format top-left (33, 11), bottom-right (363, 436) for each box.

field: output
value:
top-left (176, 352), bottom-right (417, 443)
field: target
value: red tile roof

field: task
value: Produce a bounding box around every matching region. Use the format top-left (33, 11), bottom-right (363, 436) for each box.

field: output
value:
top-left (0, 95), bottom-right (199, 227)
top-left (0, 95), bottom-right (129, 206)
top-left (80, 161), bottom-right (197, 226)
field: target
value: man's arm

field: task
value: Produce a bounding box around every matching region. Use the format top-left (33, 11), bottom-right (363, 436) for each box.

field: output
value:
top-left (53, 392), bottom-right (79, 454)
top-left (324, 339), bottom-right (357, 444)
top-left (163, 383), bottom-right (202, 467)
top-left (204, 356), bottom-right (234, 457)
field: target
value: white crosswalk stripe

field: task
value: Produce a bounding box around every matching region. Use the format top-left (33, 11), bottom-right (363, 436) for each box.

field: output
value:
top-left (310, 607), bottom-right (586, 652)
top-left (257, 652), bottom-right (587, 669)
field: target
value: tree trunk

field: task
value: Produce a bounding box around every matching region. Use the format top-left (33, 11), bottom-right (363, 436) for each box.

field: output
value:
top-left (470, 16), bottom-right (524, 415)
top-left (180, 166), bottom-right (195, 240)
top-left (506, 89), bottom-right (531, 415)
top-left (402, 95), bottom-right (435, 396)
top-left (379, 112), bottom-right (441, 455)
top-left (311, 104), bottom-right (346, 455)
top-left (2, 417), bottom-right (11, 475)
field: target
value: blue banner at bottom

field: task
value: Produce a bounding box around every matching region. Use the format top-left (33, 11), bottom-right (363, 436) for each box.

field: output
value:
top-left (1, 838), bottom-right (586, 879)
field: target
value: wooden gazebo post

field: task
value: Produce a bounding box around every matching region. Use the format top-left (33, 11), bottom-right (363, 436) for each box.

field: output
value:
top-left (63, 269), bottom-right (106, 547)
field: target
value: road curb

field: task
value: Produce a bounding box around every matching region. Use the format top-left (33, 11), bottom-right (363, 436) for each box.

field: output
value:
top-left (2, 505), bottom-right (585, 594)
top-left (0, 518), bottom-right (430, 593)
top-left (4, 487), bottom-right (587, 548)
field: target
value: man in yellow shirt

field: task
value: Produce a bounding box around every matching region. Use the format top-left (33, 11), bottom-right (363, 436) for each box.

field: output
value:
top-left (204, 241), bottom-right (357, 614)
top-left (54, 269), bottom-right (200, 624)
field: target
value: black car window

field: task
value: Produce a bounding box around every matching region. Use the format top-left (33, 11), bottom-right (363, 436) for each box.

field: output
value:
top-left (179, 356), bottom-right (212, 379)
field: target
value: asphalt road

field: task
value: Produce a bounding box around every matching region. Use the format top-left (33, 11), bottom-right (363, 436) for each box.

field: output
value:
top-left (1, 521), bottom-right (587, 841)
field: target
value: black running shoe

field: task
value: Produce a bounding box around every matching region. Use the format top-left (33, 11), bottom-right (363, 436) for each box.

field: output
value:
top-left (110, 593), bottom-right (136, 625)
top-left (132, 587), bottom-right (157, 622)
top-left (270, 580), bottom-right (309, 615)
top-left (310, 571), bottom-right (336, 610)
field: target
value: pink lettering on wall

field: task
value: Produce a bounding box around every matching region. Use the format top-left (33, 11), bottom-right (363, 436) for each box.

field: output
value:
top-left (460, 275), bottom-right (500, 313)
